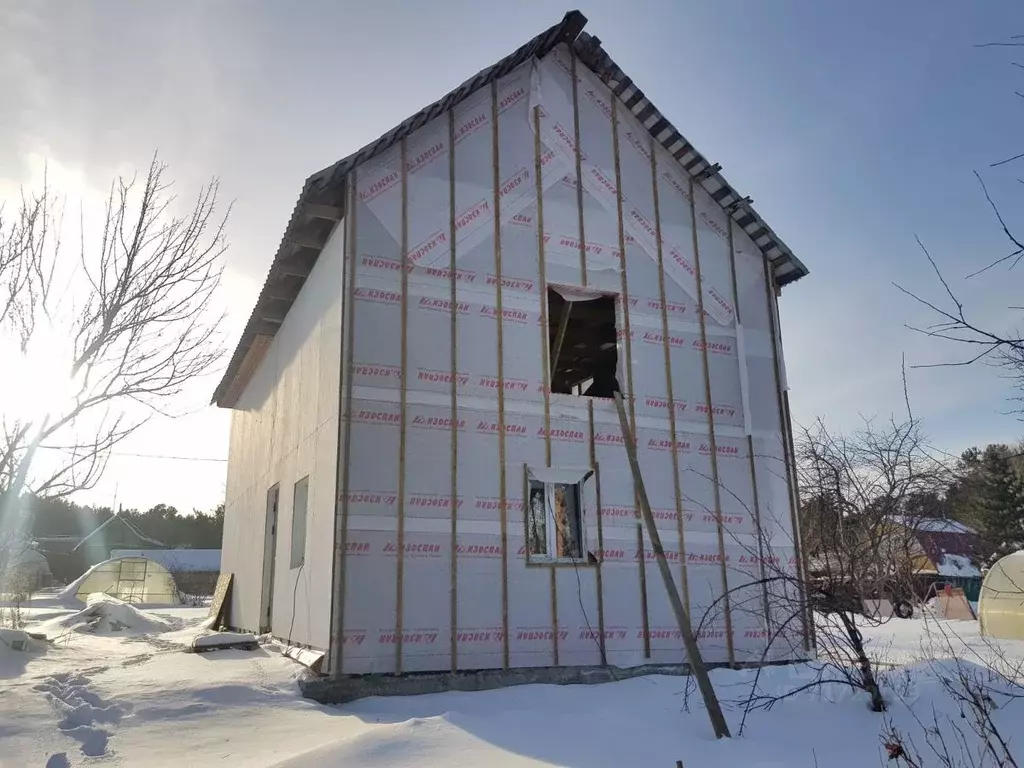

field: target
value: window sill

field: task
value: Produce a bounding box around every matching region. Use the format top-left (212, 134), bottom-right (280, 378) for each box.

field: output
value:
top-left (525, 556), bottom-right (598, 569)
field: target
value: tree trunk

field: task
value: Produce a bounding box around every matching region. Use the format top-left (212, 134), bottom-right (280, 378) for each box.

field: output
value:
top-left (838, 611), bottom-right (886, 712)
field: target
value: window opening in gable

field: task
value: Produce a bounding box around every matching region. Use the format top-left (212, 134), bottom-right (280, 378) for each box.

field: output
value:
top-left (547, 288), bottom-right (618, 399)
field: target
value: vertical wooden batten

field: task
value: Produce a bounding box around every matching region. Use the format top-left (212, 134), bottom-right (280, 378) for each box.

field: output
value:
top-left (571, 50), bottom-right (606, 664)
top-left (773, 280), bottom-right (813, 650)
top-left (491, 81), bottom-right (511, 670)
top-left (727, 219), bottom-right (772, 639)
top-left (330, 171), bottom-right (360, 676)
top-left (783, 387), bottom-right (812, 651)
top-left (649, 138), bottom-right (691, 616)
top-left (447, 109), bottom-right (460, 673)
top-left (610, 97), bottom-right (650, 659)
top-left (570, 53), bottom-right (588, 284)
top-left (395, 139), bottom-right (410, 673)
top-left (689, 177), bottom-right (735, 666)
top-left (533, 103), bottom-right (559, 667)
top-left (762, 255), bottom-right (811, 654)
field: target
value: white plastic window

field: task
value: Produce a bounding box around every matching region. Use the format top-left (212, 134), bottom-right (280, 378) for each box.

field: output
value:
top-left (290, 476), bottom-right (309, 569)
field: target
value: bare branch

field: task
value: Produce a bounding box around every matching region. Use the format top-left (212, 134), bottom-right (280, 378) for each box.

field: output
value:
top-left (896, 232), bottom-right (1024, 400)
top-left (990, 150), bottom-right (1024, 168)
top-left (0, 155), bottom-right (228, 504)
top-left (975, 171), bottom-right (1024, 255)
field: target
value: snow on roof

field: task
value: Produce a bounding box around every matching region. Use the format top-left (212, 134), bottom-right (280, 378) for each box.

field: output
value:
top-left (936, 553), bottom-right (982, 579)
top-left (889, 516), bottom-right (975, 535)
top-left (110, 549), bottom-right (220, 573)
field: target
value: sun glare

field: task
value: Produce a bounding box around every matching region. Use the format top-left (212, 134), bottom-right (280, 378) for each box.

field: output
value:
top-left (0, 323), bottom-right (78, 429)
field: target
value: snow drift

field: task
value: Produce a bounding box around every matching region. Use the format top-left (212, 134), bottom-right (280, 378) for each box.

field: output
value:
top-left (33, 594), bottom-right (173, 635)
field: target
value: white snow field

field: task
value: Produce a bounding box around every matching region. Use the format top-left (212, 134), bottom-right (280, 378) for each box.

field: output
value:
top-left (1, 599), bottom-right (1023, 767)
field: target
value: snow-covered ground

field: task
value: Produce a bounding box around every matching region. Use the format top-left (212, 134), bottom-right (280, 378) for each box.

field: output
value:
top-left (2, 599), bottom-right (1023, 767)
top-left (861, 606), bottom-right (1021, 669)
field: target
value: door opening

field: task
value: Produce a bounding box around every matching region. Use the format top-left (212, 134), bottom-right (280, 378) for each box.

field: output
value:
top-left (260, 484), bottom-right (280, 633)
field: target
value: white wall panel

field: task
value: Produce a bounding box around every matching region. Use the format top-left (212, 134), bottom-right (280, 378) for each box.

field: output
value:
top-left (221, 221), bottom-right (344, 650)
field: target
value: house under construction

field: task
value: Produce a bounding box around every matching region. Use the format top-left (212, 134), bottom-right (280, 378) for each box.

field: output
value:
top-left (213, 10), bottom-right (811, 687)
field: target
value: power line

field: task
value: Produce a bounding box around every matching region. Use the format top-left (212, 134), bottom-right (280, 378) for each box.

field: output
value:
top-left (110, 452), bottom-right (227, 463)
top-left (37, 446), bottom-right (226, 462)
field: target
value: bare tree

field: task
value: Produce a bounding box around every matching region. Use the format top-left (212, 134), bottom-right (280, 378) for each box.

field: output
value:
top-left (0, 175), bottom-right (58, 348)
top-left (896, 35), bottom-right (1024, 415)
top-left (895, 225), bottom-right (1024, 413)
top-left (0, 156), bottom-right (228, 565)
top-left (689, 414), bottom-right (951, 724)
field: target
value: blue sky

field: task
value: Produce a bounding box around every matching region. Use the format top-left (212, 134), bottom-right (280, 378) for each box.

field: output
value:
top-left (2, 0), bottom-right (1022, 511)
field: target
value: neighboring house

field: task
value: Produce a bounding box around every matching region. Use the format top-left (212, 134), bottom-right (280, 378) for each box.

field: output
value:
top-left (889, 516), bottom-right (983, 601)
top-left (72, 515), bottom-right (165, 568)
top-left (33, 534), bottom-right (84, 583)
top-left (111, 548), bottom-right (222, 595)
top-left (213, 11), bottom-right (811, 685)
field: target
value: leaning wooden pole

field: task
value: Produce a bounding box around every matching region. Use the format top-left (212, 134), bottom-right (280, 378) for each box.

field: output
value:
top-left (550, 301), bottom-right (573, 376)
top-left (613, 390), bottom-right (731, 739)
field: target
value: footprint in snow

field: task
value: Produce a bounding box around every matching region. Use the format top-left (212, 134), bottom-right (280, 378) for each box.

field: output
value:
top-left (33, 672), bottom-right (131, 759)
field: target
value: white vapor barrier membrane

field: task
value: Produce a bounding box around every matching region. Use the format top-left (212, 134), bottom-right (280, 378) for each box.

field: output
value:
top-left (455, 530), bottom-right (506, 670)
top-left (337, 45), bottom-right (802, 673)
top-left (533, 46), bottom-right (734, 326)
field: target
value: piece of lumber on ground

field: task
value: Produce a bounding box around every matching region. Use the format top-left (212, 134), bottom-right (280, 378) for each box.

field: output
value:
top-left (188, 631), bottom-right (258, 653)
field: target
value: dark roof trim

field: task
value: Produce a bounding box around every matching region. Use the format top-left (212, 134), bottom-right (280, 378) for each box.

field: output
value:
top-left (571, 30), bottom-right (808, 287)
top-left (308, 11), bottom-right (588, 199)
top-left (212, 9), bottom-right (808, 408)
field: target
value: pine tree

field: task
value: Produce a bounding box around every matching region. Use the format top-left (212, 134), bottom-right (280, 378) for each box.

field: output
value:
top-left (976, 448), bottom-right (1024, 562)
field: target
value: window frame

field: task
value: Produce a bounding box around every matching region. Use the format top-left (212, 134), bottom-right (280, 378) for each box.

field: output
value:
top-left (523, 465), bottom-right (595, 566)
top-left (289, 475), bottom-right (310, 570)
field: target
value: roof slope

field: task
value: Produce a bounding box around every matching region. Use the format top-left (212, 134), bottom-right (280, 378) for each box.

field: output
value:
top-left (888, 515), bottom-right (976, 535)
top-left (111, 549), bottom-right (221, 572)
top-left (887, 515), bottom-right (981, 576)
top-left (72, 515), bottom-right (165, 552)
top-left (213, 9), bottom-right (809, 408)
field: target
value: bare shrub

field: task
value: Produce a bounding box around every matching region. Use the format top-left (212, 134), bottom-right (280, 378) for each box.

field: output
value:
top-left (168, 569), bottom-right (216, 606)
top-left (685, 413), bottom-right (951, 727)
